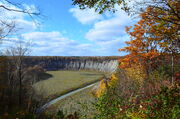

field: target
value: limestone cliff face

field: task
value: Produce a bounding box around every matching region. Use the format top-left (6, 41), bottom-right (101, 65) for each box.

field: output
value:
top-left (24, 56), bottom-right (119, 73)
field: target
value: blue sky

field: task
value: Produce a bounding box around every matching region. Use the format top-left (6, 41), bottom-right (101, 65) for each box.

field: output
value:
top-left (0, 0), bottom-right (136, 56)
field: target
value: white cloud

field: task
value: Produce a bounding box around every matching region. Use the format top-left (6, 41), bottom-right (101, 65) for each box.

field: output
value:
top-left (1, 30), bottom-right (128, 56)
top-left (85, 10), bottom-right (133, 42)
top-left (69, 7), bottom-right (103, 24)
top-left (15, 19), bottom-right (36, 33)
top-left (22, 31), bottom-right (62, 41)
top-left (21, 31), bottom-right (98, 56)
top-left (75, 44), bottom-right (93, 50)
top-left (96, 35), bottom-right (130, 56)
top-left (82, 9), bottom-right (135, 56)
top-left (22, 31), bottom-right (77, 48)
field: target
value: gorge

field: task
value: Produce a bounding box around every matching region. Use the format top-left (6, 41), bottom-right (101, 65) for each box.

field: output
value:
top-left (24, 56), bottom-right (120, 73)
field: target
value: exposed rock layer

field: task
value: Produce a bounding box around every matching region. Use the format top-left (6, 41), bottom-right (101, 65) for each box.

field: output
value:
top-left (24, 56), bottom-right (120, 73)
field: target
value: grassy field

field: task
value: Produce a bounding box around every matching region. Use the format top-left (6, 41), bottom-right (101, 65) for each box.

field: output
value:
top-left (33, 71), bottom-right (104, 98)
top-left (45, 84), bottom-right (98, 119)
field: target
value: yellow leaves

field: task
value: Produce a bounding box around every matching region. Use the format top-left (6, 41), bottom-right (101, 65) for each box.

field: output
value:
top-left (108, 74), bottom-right (118, 87)
top-left (128, 111), bottom-right (147, 119)
top-left (94, 74), bottom-right (118, 98)
top-left (125, 64), bottom-right (146, 86)
top-left (95, 80), bottom-right (106, 98)
top-left (159, 42), bottom-right (169, 48)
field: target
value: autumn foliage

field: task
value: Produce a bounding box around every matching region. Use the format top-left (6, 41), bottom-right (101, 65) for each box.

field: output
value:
top-left (119, 0), bottom-right (179, 79)
top-left (94, 74), bottom-right (118, 97)
top-left (94, 1), bottom-right (179, 119)
top-left (119, 9), bottom-right (160, 74)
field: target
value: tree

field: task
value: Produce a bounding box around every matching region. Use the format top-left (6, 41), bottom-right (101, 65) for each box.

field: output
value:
top-left (72, 0), bottom-right (129, 14)
top-left (137, 0), bottom-right (180, 83)
top-left (0, 20), bottom-right (15, 41)
top-left (0, 1), bottom-right (41, 115)
top-left (119, 0), bottom-right (179, 82)
top-left (5, 39), bottom-right (31, 107)
top-left (119, 10), bottom-right (160, 78)
top-left (134, 0), bottom-right (180, 26)
top-left (0, 56), bottom-right (8, 109)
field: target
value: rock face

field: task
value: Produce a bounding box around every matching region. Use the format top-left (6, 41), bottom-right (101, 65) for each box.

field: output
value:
top-left (24, 56), bottom-right (119, 73)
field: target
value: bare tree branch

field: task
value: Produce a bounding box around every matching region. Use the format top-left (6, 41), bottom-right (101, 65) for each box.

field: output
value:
top-left (0, 0), bottom-right (41, 16)
top-left (0, 0), bottom-right (42, 45)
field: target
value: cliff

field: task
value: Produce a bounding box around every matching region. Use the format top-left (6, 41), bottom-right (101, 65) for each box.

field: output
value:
top-left (24, 56), bottom-right (120, 73)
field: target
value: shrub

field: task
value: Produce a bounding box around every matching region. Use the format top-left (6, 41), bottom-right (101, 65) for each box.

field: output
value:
top-left (93, 74), bottom-right (118, 98)
top-left (93, 87), bottom-right (123, 119)
top-left (146, 86), bottom-right (180, 119)
top-left (149, 70), bottom-right (169, 81)
top-left (93, 66), bottom-right (179, 119)
top-left (125, 64), bottom-right (146, 87)
top-left (93, 69), bottom-right (139, 119)
top-left (56, 110), bottom-right (65, 118)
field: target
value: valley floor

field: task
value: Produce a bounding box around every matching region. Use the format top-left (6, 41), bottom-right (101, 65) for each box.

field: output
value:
top-left (33, 70), bottom-right (104, 99)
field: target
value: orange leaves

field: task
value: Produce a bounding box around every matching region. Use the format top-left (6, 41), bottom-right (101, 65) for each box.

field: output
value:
top-left (125, 26), bottom-right (132, 33)
top-left (119, 7), bottom-right (163, 72)
top-left (142, 50), bottom-right (160, 59)
top-left (119, 0), bottom-right (179, 80)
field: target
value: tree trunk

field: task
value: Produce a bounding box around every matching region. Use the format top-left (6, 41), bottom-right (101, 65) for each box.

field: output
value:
top-left (171, 52), bottom-right (174, 85)
top-left (19, 64), bottom-right (22, 107)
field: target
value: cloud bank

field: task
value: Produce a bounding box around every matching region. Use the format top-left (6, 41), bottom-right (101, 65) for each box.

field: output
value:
top-left (70, 7), bottom-right (135, 56)
top-left (1, 1), bottom-right (136, 56)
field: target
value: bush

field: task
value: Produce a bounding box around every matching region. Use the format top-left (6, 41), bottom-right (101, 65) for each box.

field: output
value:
top-left (93, 66), bottom-right (180, 119)
top-left (93, 69), bottom-right (140, 119)
top-left (56, 110), bottom-right (65, 118)
top-left (146, 86), bottom-right (180, 119)
top-left (125, 64), bottom-right (146, 87)
top-left (93, 87), bottom-right (123, 119)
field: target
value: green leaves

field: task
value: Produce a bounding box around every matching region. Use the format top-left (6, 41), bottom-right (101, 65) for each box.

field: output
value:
top-left (147, 86), bottom-right (180, 119)
top-left (72, 0), bottom-right (129, 14)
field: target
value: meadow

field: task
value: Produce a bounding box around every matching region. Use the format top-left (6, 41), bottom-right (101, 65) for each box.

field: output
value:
top-left (33, 71), bottom-right (104, 99)
top-left (45, 84), bottom-right (97, 119)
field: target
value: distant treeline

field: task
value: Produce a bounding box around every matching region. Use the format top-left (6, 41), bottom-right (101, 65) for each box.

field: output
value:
top-left (24, 56), bottom-right (122, 60)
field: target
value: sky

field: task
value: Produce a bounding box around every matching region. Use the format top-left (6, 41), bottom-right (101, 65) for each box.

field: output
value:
top-left (0, 0), bottom-right (137, 56)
